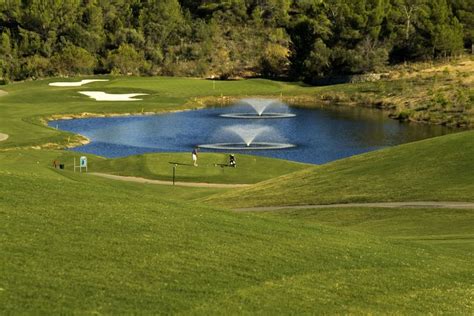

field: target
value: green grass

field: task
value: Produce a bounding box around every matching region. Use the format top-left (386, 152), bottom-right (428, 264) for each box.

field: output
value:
top-left (0, 150), bottom-right (224, 200)
top-left (92, 152), bottom-right (310, 184)
top-left (205, 130), bottom-right (474, 207)
top-left (256, 207), bottom-right (474, 252)
top-left (1, 152), bottom-right (473, 313)
top-left (1, 75), bottom-right (473, 313)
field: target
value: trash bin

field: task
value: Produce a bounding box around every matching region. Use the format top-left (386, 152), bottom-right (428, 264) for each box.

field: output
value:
top-left (59, 164), bottom-right (64, 169)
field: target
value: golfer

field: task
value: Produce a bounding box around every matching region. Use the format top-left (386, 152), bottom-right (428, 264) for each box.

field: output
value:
top-left (229, 154), bottom-right (236, 167)
top-left (192, 147), bottom-right (198, 166)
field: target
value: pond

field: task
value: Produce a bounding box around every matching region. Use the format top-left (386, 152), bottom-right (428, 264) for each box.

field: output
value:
top-left (50, 103), bottom-right (454, 164)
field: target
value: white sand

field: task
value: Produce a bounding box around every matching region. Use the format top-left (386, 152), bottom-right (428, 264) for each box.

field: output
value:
top-left (49, 79), bottom-right (109, 87)
top-left (0, 133), bottom-right (9, 142)
top-left (79, 91), bottom-right (148, 101)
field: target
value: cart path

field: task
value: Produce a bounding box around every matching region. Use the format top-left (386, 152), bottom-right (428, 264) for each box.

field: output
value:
top-left (0, 133), bottom-right (9, 142)
top-left (89, 173), bottom-right (474, 208)
top-left (90, 172), bottom-right (251, 188)
top-left (235, 201), bottom-right (474, 211)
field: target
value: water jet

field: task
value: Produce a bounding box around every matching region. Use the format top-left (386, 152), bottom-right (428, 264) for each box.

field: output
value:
top-left (220, 98), bottom-right (296, 119)
top-left (199, 124), bottom-right (295, 151)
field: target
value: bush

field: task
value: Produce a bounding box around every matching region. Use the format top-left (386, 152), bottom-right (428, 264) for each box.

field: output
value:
top-left (106, 44), bottom-right (148, 75)
top-left (20, 55), bottom-right (52, 79)
top-left (260, 43), bottom-right (290, 78)
top-left (52, 45), bottom-right (97, 76)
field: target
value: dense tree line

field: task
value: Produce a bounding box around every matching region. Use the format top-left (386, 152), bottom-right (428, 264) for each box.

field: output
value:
top-left (0, 0), bottom-right (472, 82)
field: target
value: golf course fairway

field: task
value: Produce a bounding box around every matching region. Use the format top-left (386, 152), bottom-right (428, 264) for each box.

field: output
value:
top-left (0, 76), bottom-right (472, 314)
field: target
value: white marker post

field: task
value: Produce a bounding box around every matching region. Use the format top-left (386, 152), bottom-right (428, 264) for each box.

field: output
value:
top-left (74, 156), bottom-right (88, 173)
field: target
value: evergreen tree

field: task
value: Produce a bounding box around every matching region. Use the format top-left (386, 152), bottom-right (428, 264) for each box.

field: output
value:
top-left (107, 43), bottom-right (148, 75)
top-left (450, 0), bottom-right (474, 48)
top-left (0, 0), bottom-right (471, 81)
top-left (52, 44), bottom-right (96, 76)
top-left (429, 0), bottom-right (464, 57)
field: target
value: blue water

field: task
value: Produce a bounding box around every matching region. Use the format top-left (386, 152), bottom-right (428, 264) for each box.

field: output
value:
top-left (50, 105), bottom-right (452, 164)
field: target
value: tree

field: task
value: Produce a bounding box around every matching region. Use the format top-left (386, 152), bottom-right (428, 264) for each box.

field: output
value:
top-left (107, 43), bottom-right (147, 75)
top-left (450, 0), bottom-right (474, 48)
top-left (352, 37), bottom-right (389, 73)
top-left (20, 54), bottom-right (51, 79)
top-left (52, 45), bottom-right (96, 76)
top-left (260, 42), bottom-right (290, 77)
top-left (288, 12), bottom-right (331, 79)
top-left (0, 32), bottom-right (13, 81)
top-left (303, 39), bottom-right (331, 78)
top-left (429, 0), bottom-right (465, 57)
top-left (389, 0), bottom-right (431, 61)
top-left (0, 0), bottom-right (470, 81)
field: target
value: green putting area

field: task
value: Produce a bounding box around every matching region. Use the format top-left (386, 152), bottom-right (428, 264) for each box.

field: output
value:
top-left (92, 152), bottom-right (310, 184)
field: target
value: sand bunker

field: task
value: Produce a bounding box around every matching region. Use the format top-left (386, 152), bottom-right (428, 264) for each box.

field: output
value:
top-left (79, 91), bottom-right (148, 101)
top-left (49, 79), bottom-right (109, 87)
top-left (0, 133), bottom-right (9, 142)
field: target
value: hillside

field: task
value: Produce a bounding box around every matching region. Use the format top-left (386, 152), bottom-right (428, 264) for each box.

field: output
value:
top-left (0, 61), bottom-right (473, 313)
top-left (1, 1), bottom-right (470, 81)
top-left (0, 149), bottom-right (473, 313)
top-left (204, 130), bottom-right (474, 207)
top-left (191, 57), bottom-right (474, 128)
top-left (315, 58), bottom-right (474, 128)
top-left (255, 207), bottom-right (474, 252)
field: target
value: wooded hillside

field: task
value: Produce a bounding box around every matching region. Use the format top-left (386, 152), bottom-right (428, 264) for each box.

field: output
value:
top-left (0, 0), bottom-right (472, 81)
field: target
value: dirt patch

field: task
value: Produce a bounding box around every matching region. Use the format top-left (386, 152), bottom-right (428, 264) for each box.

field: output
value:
top-left (90, 172), bottom-right (251, 188)
top-left (389, 58), bottom-right (474, 85)
top-left (0, 89), bottom-right (8, 97)
top-left (420, 59), bottom-right (474, 75)
top-left (0, 133), bottom-right (9, 142)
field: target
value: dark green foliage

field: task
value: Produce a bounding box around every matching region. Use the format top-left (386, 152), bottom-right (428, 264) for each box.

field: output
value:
top-left (0, 0), bottom-right (472, 81)
top-left (107, 43), bottom-right (148, 75)
top-left (451, 0), bottom-right (474, 47)
top-left (52, 45), bottom-right (96, 76)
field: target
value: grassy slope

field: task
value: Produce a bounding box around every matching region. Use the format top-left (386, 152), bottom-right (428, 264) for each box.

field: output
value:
top-left (0, 64), bottom-right (472, 313)
top-left (205, 130), bottom-right (474, 207)
top-left (314, 57), bottom-right (474, 127)
top-left (92, 152), bottom-right (310, 184)
top-left (1, 152), bottom-right (473, 314)
top-left (0, 150), bottom-right (223, 200)
top-left (256, 207), bottom-right (474, 252)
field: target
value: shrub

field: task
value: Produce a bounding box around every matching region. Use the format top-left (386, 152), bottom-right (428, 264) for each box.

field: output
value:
top-left (106, 44), bottom-right (148, 75)
top-left (52, 45), bottom-right (97, 76)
